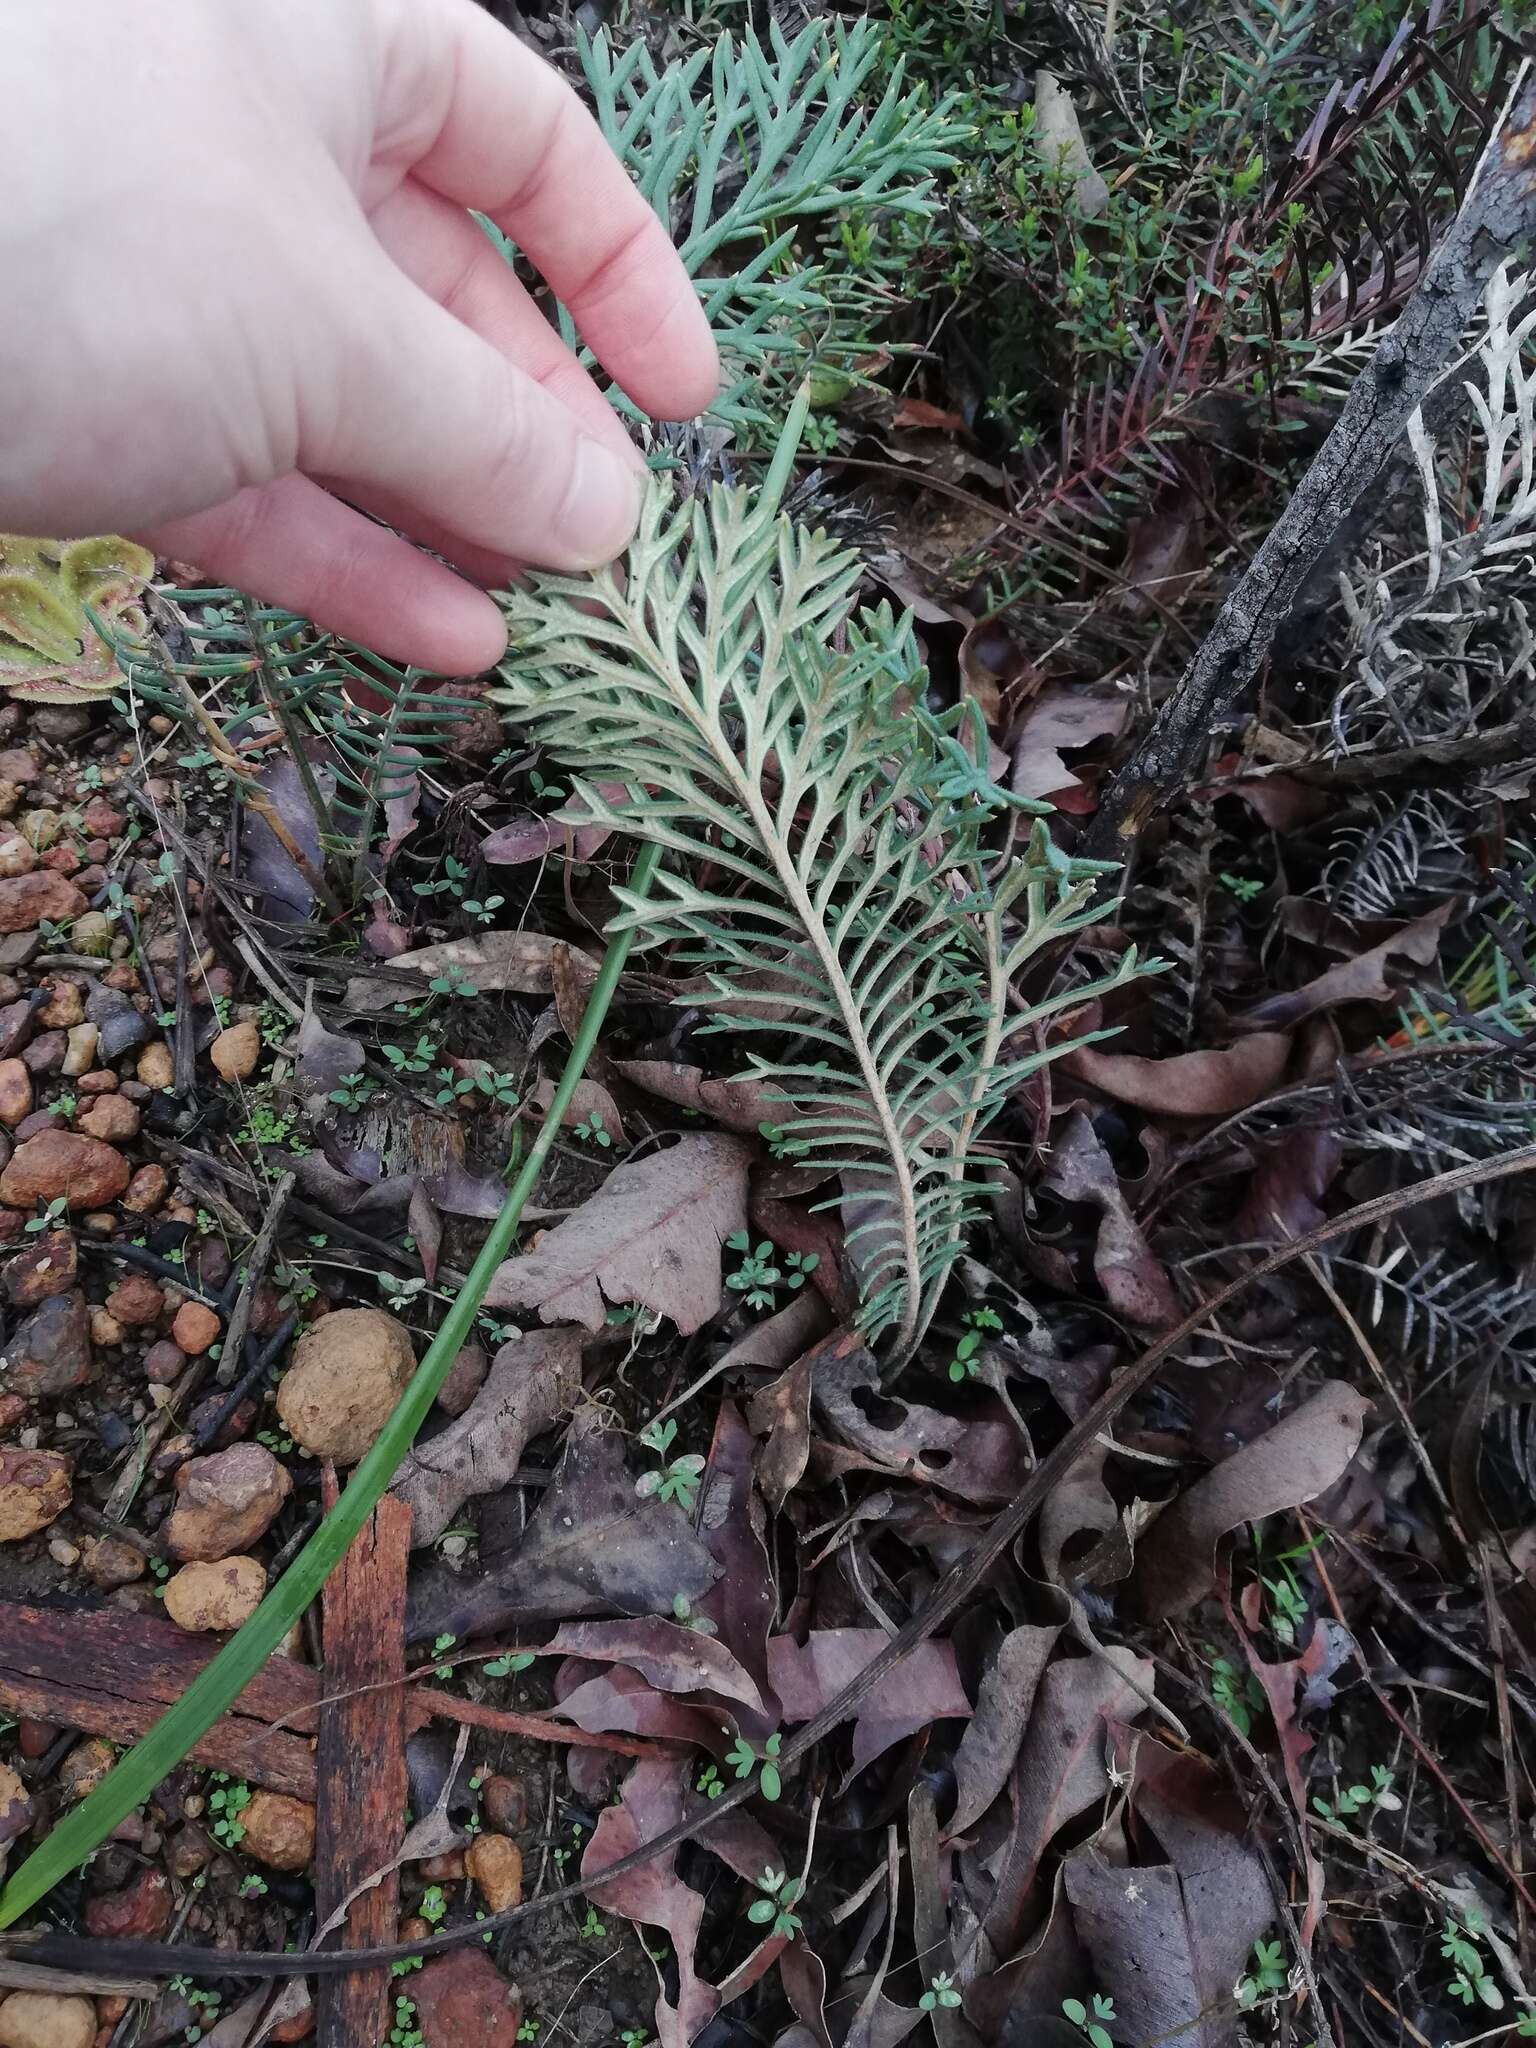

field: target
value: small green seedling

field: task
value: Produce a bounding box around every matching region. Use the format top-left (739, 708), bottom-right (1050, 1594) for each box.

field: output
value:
top-left (636, 1417), bottom-right (704, 1514)
top-left (1062, 1993), bottom-right (1116, 2048)
top-left (574, 1109), bottom-right (612, 1147)
top-left (1208, 1654), bottom-right (1264, 1738)
top-left (920, 1972), bottom-right (963, 2011)
top-left (725, 1731), bottom-right (784, 1801)
top-left (483, 1651), bottom-right (535, 1679)
top-left (1312, 1764), bottom-right (1400, 1821)
top-left (580, 1905), bottom-right (607, 1940)
top-left (23, 1197), bottom-right (68, 1236)
top-left (725, 1233), bottom-right (781, 1310)
top-left (1236, 1937), bottom-right (1288, 2008)
top-left (206, 1773), bottom-right (251, 1848)
top-left (747, 1867), bottom-right (802, 1941)
top-left (390, 1994), bottom-right (424, 2048)
top-left (948, 1305), bottom-right (1003, 1382)
top-left (672, 1592), bottom-right (718, 1637)
top-left (418, 1885), bottom-right (447, 1927)
top-left (430, 1634), bottom-right (456, 1679)
top-left (383, 1035), bottom-right (438, 1076)
top-left (1443, 1919), bottom-right (1504, 2010)
top-left (697, 1763), bottom-right (724, 1800)
top-left (328, 1072), bottom-right (378, 1111)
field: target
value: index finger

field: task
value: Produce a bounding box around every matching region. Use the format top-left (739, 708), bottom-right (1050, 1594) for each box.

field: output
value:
top-left (391, 0), bottom-right (719, 422)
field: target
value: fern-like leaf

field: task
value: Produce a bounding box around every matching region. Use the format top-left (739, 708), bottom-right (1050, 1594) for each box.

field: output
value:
top-left (492, 421), bottom-right (1145, 1352)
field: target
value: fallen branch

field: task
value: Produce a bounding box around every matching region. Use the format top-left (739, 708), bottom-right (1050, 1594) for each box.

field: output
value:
top-left (1082, 60), bottom-right (1536, 872)
top-left (17, 1137), bottom-right (1536, 1981)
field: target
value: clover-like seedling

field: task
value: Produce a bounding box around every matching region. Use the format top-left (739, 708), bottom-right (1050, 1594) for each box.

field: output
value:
top-left (725, 1731), bottom-right (784, 1801)
top-left (919, 1973), bottom-right (962, 2012)
top-left (747, 1867), bottom-right (802, 1941)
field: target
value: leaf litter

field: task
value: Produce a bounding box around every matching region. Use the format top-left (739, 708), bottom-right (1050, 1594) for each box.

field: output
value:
top-left (5, 12), bottom-right (1536, 2046)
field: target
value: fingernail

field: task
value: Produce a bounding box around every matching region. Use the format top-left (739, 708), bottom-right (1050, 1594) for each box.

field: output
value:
top-left (555, 436), bottom-right (642, 567)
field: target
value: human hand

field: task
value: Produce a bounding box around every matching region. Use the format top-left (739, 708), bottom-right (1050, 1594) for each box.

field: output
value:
top-left (0, 0), bottom-right (718, 673)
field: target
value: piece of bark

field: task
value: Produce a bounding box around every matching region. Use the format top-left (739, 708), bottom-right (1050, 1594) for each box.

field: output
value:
top-left (315, 1482), bottom-right (411, 2048)
top-left (0, 1601), bottom-right (319, 1798)
top-left (1083, 68), bottom-right (1536, 873)
top-left (0, 1603), bottom-right (662, 1807)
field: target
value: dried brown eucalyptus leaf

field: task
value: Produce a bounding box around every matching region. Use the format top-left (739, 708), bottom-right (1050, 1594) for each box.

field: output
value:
top-left (485, 1133), bottom-right (750, 1333)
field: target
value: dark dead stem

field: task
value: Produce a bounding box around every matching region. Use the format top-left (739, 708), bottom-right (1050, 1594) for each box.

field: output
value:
top-left (1082, 61), bottom-right (1536, 877)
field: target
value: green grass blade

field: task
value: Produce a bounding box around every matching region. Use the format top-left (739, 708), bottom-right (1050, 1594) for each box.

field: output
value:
top-left (0, 841), bottom-right (664, 1928)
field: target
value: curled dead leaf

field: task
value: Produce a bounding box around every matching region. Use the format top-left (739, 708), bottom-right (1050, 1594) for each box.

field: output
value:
top-left (1134, 1380), bottom-right (1372, 1619)
top-left (1059, 1032), bottom-right (1293, 1117)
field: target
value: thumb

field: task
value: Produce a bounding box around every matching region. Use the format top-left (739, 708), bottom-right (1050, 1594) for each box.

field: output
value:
top-left (313, 259), bottom-right (644, 571)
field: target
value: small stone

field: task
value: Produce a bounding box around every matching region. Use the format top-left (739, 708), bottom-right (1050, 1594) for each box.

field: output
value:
top-left (0, 1291), bottom-right (93, 1399)
top-left (76, 1095), bottom-right (140, 1144)
top-left (0, 873), bottom-right (85, 935)
top-left (210, 1020), bottom-right (261, 1083)
top-left (85, 987), bottom-right (148, 1060)
top-left (0, 1447), bottom-right (71, 1539)
top-left (68, 914), bottom-right (112, 960)
top-left (249, 1283), bottom-right (285, 1337)
top-left (122, 1164), bottom-right (169, 1214)
top-left (81, 798), bottom-right (125, 839)
top-left (81, 1534), bottom-right (146, 1589)
top-left (0, 1393), bottom-right (25, 1432)
top-left (193, 966), bottom-right (235, 1009)
top-left (136, 1042), bottom-right (175, 1091)
top-left (400, 1918), bottom-right (430, 1946)
top-left (0, 838), bottom-right (34, 880)
top-left (83, 1868), bottom-right (170, 1941)
top-left (16, 1721), bottom-right (55, 1761)
top-left (275, 1307), bottom-right (415, 1466)
top-left (45, 1535), bottom-right (78, 1567)
top-left (142, 1340), bottom-right (186, 1385)
top-left (19, 812), bottom-right (59, 854)
top-left (416, 1850), bottom-right (465, 1883)
top-left (4, 1231), bottom-right (77, 1307)
top-left (192, 1239), bottom-right (232, 1291)
top-left (171, 1300), bottom-right (220, 1356)
top-left (165, 1444), bottom-right (291, 1562)
top-left (38, 846), bottom-right (79, 878)
top-left (465, 1833), bottom-right (523, 1915)
top-left (105, 1274), bottom-right (164, 1327)
top-left (269, 1990), bottom-right (315, 2045)
top-left (480, 1775), bottom-right (527, 1835)
top-left (60, 1024), bottom-right (99, 1078)
top-left (57, 1737), bottom-right (114, 1802)
top-left (0, 1132), bottom-right (130, 1210)
top-left (12, 1111), bottom-right (61, 1142)
top-left (0, 1761), bottom-right (33, 1857)
top-left (19, 1033), bottom-right (64, 1077)
top-left (89, 1309), bottom-right (124, 1348)
top-left (163, 1555), bottom-right (266, 1632)
top-left (189, 1393), bottom-right (254, 1449)
top-left (239, 1791), bottom-right (315, 1872)
top-left (0, 753), bottom-right (36, 788)
top-left (436, 1342), bottom-right (489, 1419)
top-left (0, 1992), bottom-right (96, 2048)
top-left (411, 1952), bottom-right (523, 2048)
top-left (165, 1824), bottom-right (213, 1878)
top-left (0, 1059), bottom-right (32, 1129)
top-left (75, 1069), bottom-right (117, 1096)
top-left (102, 965), bottom-right (139, 993)
top-left (37, 983), bottom-right (84, 1032)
